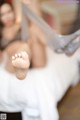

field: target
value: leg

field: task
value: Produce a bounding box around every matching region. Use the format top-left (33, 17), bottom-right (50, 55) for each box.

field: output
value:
top-left (31, 40), bottom-right (46, 68)
top-left (30, 25), bottom-right (47, 68)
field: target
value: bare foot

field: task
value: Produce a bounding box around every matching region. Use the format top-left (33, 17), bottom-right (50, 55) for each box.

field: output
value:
top-left (12, 51), bottom-right (30, 80)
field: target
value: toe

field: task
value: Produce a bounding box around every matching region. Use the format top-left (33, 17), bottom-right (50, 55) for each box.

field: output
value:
top-left (15, 54), bottom-right (18, 58)
top-left (18, 53), bottom-right (22, 58)
top-left (12, 51), bottom-right (30, 69)
top-left (12, 56), bottom-right (15, 60)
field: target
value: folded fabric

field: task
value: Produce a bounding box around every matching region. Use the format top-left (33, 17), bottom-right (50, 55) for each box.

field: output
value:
top-left (0, 48), bottom-right (79, 120)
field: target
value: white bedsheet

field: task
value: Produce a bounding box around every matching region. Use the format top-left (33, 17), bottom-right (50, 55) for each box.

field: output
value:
top-left (0, 48), bottom-right (79, 120)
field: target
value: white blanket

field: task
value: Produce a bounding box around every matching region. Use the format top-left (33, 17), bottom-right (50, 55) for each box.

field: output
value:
top-left (0, 48), bottom-right (80, 120)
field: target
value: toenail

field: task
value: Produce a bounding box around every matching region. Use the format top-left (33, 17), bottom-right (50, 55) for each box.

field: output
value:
top-left (19, 53), bottom-right (21, 57)
top-left (12, 56), bottom-right (15, 60)
top-left (15, 54), bottom-right (18, 57)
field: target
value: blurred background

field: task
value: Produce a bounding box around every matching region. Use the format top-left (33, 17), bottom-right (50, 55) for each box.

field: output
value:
top-left (0, 0), bottom-right (80, 120)
top-left (1, 0), bottom-right (80, 35)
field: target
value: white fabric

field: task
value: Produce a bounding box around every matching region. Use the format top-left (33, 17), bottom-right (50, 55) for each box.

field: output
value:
top-left (0, 48), bottom-right (80, 120)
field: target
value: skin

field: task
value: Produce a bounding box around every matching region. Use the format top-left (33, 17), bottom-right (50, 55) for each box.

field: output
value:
top-left (0, 3), bottom-right (15, 27)
top-left (0, 1), bottom-right (47, 80)
top-left (6, 41), bottom-right (31, 80)
top-left (0, 3), bottom-right (21, 43)
top-left (12, 0), bottom-right (80, 80)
